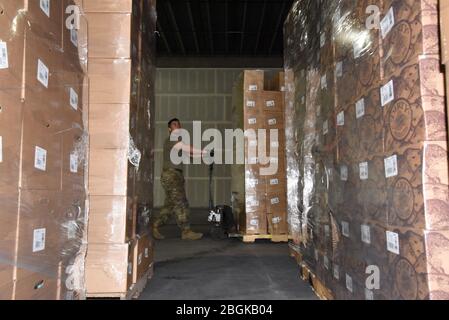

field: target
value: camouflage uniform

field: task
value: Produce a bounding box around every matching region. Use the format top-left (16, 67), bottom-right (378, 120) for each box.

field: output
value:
top-left (155, 168), bottom-right (191, 231)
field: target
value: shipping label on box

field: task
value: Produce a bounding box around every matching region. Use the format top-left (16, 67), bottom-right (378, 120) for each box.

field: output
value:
top-left (0, 42), bottom-right (9, 69)
top-left (386, 231), bottom-right (400, 254)
top-left (384, 155), bottom-right (398, 178)
top-left (40, 0), bottom-right (51, 17)
top-left (37, 59), bottom-right (50, 88)
top-left (359, 162), bottom-right (369, 180)
top-left (342, 221), bottom-right (349, 237)
top-left (340, 165), bottom-right (348, 181)
top-left (337, 111), bottom-right (345, 126)
top-left (356, 98), bottom-right (365, 118)
top-left (70, 153), bottom-right (78, 173)
top-left (333, 265), bottom-right (340, 280)
top-left (34, 146), bottom-right (47, 171)
top-left (33, 228), bottom-right (46, 252)
top-left (381, 80), bottom-right (395, 106)
top-left (70, 88), bottom-right (79, 110)
top-left (380, 7), bottom-right (395, 39)
top-left (361, 224), bottom-right (371, 244)
top-left (346, 274), bottom-right (353, 293)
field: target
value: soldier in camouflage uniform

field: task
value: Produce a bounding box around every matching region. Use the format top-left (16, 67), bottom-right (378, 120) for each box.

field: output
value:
top-left (153, 118), bottom-right (206, 240)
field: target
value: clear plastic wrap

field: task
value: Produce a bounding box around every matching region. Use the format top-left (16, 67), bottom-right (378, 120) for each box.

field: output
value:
top-left (284, 0), bottom-right (449, 300)
top-left (0, 0), bottom-right (89, 300)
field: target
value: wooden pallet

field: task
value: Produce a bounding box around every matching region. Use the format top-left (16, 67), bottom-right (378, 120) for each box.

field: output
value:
top-left (238, 233), bottom-right (289, 243)
top-left (87, 264), bottom-right (154, 300)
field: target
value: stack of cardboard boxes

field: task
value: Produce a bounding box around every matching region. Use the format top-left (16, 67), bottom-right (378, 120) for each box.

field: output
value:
top-left (0, 0), bottom-right (88, 300)
top-left (285, 0), bottom-right (449, 299)
top-left (231, 70), bottom-right (288, 237)
top-left (83, 0), bottom-right (156, 297)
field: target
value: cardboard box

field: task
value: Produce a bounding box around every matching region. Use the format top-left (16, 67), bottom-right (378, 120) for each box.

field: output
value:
top-left (86, 12), bottom-right (132, 59)
top-left (88, 196), bottom-right (136, 244)
top-left (257, 91), bottom-right (284, 113)
top-left (88, 58), bottom-right (132, 104)
top-left (14, 267), bottom-right (58, 300)
top-left (85, 242), bottom-right (134, 294)
top-left (25, 0), bottom-right (63, 46)
top-left (82, 0), bottom-right (133, 13)
top-left (132, 233), bottom-right (153, 283)
top-left (61, 128), bottom-right (85, 193)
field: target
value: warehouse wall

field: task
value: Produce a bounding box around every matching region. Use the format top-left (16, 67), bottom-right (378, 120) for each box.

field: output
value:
top-left (154, 68), bottom-right (243, 208)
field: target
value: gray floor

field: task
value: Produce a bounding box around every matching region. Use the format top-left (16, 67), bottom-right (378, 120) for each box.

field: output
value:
top-left (140, 212), bottom-right (317, 300)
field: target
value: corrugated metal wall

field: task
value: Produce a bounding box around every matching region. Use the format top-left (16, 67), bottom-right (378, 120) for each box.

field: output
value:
top-left (154, 68), bottom-right (243, 208)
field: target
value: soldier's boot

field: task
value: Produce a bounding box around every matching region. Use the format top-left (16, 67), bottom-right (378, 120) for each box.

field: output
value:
top-left (181, 229), bottom-right (203, 241)
top-left (152, 223), bottom-right (165, 240)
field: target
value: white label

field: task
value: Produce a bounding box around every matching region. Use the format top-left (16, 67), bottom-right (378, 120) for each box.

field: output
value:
top-left (359, 162), bottom-right (369, 180)
top-left (333, 265), bottom-right (340, 280)
top-left (40, 0), bottom-right (50, 17)
top-left (248, 85), bottom-right (258, 91)
top-left (37, 59), bottom-right (49, 88)
top-left (384, 155), bottom-right (398, 178)
top-left (34, 146), bottom-right (47, 171)
top-left (381, 80), bottom-right (395, 106)
top-left (386, 231), bottom-right (400, 255)
top-left (337, 111), bottom-right (345, 126)
top-left (346, 274), bottom-right (353, 293)
top-left (321, 74), bottom-right (327, 90)
top-left (341, 221), bottom-right (349, 237)
top-left (145, 248), bottom-right (149, 258)
top-left (324, 256), bottom-right (329, 270)
top-left (138, 253), bottom-right (143, 265)
top-left (361, 225), bottom-right (371, 244)
top-left (272, 217), bottom-right (281, 224)
top-left (365, 288), bottom-right (374, 300)
top-left (356, 98), bottom-right (365, 119)
top-left (70, 28), bottom-right (78, 47)
top-left (270, 179), bottom-right (279, 185)
top-left (250, 219), bottom-right (259, 226)
top-left (323, 120), bottom-right (329, 135)
top-left (0, 42), bottom-right (9, 69)
top-left (246, 100), bottom-right (256, 108)
top-left (33, 228), bottom-right (46, 252)
top-left (340, 165), bottom-right (348, 181)
top-left (270, 197), bottom-right (280, 205)
top-left (70, 153), bottom-right (78, 173)
top-left (268, 118), bottom-right (277, 126)
top-left (69, 88), bottom-right (78, 110)
top-left (336, 61), bottom-right (343, 78)
top-left (128, 262), bottom-right (133, 275)
top-left (266, 100), bottom-right (275, 108)
top-left (381, 7), bottom-right (395, 39)
top-left (0, 136), bottom-right (3, 163)
top-left (301, 96), bottom-right (305, 105)
top-left (320, 32), bottom-right (326, 48)
top-left (248, 118), bottom-right (257, 125)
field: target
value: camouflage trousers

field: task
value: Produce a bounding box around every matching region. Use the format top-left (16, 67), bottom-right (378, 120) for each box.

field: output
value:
top-left (154, 168), bottom-right (191, 231)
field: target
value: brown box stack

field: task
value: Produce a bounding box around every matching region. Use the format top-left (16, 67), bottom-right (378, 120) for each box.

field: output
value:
top-left (1, 0), bottom-right (89, 300)
top-left (83, 0), bottom-right (156, 297)
top-left (231, 70), bottom-right (288, 236)
top-left (284, 0), bottom-right (449, 299)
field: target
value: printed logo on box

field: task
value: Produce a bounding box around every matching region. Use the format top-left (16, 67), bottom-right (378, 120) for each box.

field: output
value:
top-left (248, 85), bottom-right (258, 91)
top-left (70, 153), bottom-right (78, 173)
top-left (384, 155), bottom-right (398, 178)
top-left (333, 265), bottom-right (340, 280)
top-left (0, 42), bottom-right (9, 69)
top-left (341, 221), bottom-right (350, 237)
top-left (359, 162), bottom-right (369, 180)
top-left (40, 0), bottom-right (51, 17)
top-left (33, 228), bottom-right (46, 252)
top-left (340, 165), bottom-right (348, 181)
top-left (381, 80), bottom-right (395, 106)
top-left (381, 7), bottom-right (395, 39)
top-left (246, 100), bottom-right (256, 108)
top-left (70, 28), bottom-right (78, 48)
top-left (386, 231), bottom-right (400, 255)
top-left (248, 118), bottom-right (257, 125)
top-left (336, 61), bottom-right (343, 78)
top-left (337, 111), bottom-right (345, 126)
top-left (361, 224), bottom-right (371, 244)
top-left (69, 88), bottom-right (78, 110)
top-left (37, 59), bottom-right (49, 88)
top-left (271, 197), bottom-right (280, 205)
top-left (34, 146), bottom-right (47, 171)
top-left (266, 100), bottom-right (276, 108)
top-left (356, 98), bottom-right (365, 119)
top-left (346, 274), bottom-right (353, 293)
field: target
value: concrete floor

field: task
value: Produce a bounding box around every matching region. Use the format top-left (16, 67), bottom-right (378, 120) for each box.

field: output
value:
top-left (139, 215), bottom-right (317, 300)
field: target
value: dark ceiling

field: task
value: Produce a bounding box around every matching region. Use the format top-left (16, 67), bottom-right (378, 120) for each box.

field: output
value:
top-left (156, 0), bottom-right (294, 58)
